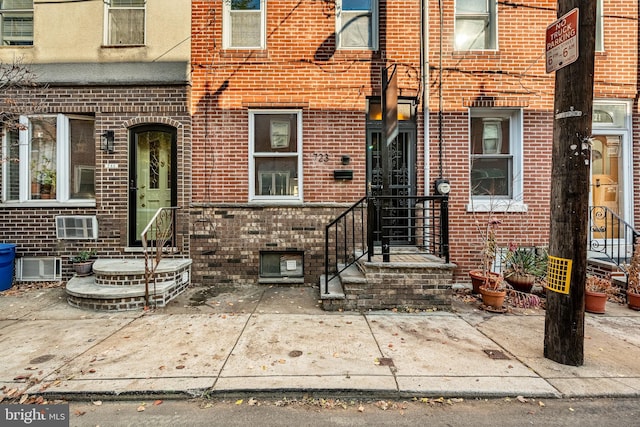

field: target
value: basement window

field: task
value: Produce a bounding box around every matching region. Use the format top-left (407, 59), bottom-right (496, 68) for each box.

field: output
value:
top-left (259, 251), bottom-right (304, 283)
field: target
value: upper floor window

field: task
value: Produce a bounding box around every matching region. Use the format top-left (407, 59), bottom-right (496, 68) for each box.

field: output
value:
top-left (0, 0), bottom-right (33, 46)
top-left (249, 110), bottom-right (302, 202)
top-left (336, 0), bottom-right (377, 50)
top-left (3, 115), bottom-right (96, 204)
top-left (223, 0), bottom-right (265, 49)
top-left (469, 109), bottom-right (523, 211)
top-left (105, 0), bottom-right (145, 46)
top-left (454, 0), bottom-right (496, 51)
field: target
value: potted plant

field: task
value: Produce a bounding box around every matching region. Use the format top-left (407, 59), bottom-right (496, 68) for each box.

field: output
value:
top-left (479, 274), bottom-right (507, 310)
top-left (626, 242), bottom-right (640, 310)
top-left (585, 275), bottom-right (612, 314)
top-left (468, 216), bottom-right (503, 293)
top-left (39, 165), bottom-right (56, 199)
top-left (502, 245), bottom-right (547, 293)
top-left (71, 249), bottom-right (97, 276)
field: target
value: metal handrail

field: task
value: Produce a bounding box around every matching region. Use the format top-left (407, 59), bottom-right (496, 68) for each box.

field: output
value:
top-left (588, 205), bottom-right (640, 272)
top-left (141, 206), bottom-right (180, 308)
top-left (324, 195), bottom-right (449, 294)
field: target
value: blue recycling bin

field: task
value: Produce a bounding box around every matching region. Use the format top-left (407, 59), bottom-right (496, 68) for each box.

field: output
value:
top-left (0, 243), bottom-right (17, 291)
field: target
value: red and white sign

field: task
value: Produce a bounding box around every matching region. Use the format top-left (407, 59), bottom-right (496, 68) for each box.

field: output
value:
top-left (545, 8), bottom-right (579, 73)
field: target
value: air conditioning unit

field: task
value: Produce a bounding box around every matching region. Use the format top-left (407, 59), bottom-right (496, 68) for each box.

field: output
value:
top-left (55, 215), bottom-right (98, 239)
top-left (16, 258), bottom-right (62, 282)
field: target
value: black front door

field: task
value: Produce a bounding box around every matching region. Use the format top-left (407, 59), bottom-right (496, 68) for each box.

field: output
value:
top-left (366, 128), bottom-right (416, 244)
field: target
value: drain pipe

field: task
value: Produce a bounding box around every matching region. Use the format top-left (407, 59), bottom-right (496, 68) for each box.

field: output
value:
top-left (421, 0), bottom-right (429, 196)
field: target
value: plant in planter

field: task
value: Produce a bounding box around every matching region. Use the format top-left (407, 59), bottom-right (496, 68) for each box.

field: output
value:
top-left (479, 273), bottom-right (507, 311)
top-left (468, 216), bottom-right (503, 294)
top-left (502, 245), bottom-right (548, 293)
top-left (585, 275), bottom-right (612, 314)
top-left (71, 249), bottom-right (97, 276)
top-left (625, 242), bottom-right (640, 310)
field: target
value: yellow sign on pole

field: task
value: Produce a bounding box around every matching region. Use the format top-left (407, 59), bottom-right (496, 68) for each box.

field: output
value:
top-left (546, 256), bottom-right (573, 294)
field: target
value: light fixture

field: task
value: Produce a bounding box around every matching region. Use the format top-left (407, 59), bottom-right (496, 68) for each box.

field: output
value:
top-left (341, 155), bottom-right (351, 165)
top-left (101, 130), bottom-right (114, 153)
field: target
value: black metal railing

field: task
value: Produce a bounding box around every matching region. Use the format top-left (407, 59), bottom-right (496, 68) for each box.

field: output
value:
top-left (324, 195), bottom-right (449, 293)
top-left (141, 206), bottom-right (180, 308)
top-left (588, 205), bottom-right (640, 271)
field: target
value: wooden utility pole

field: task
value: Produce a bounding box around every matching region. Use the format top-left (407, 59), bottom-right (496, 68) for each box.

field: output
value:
top-left (544, 1), bottom-right (597, 366)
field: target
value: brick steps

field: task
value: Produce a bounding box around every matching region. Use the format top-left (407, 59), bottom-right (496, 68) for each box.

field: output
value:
top-left (320, 253), bottom-right (456, 311)
top-left (66, 258), bottom-right (192, 311)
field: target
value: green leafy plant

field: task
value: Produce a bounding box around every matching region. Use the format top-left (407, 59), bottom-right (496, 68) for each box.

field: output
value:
top-left (502, 245), bottom-right (547, 279)
top-left (71, 249), bottom-right (96, 264)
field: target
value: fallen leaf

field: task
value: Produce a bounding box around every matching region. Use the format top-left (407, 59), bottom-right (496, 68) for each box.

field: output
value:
top-left (248, 398), bottom-right (257, 406)
top-left (92, 400), bottom-right (102, 406)
top-left (137, 405), bottom-right (145, 412)
top-left (74, 410), bottom-right (86, 416)
top-left (153, 400), bottom-right (163, 406)
top-left (278, 359), bottom-right (286, 364)
top-left (235, 399), bottom-right (243, 405)
top-left (358, 405), bottom-right (364, 412)
top-left (176, 365), bottom-right (185, 369)
top-left (538, 401), bottom-right (546, 407)
top-left (19, 394), bottom-right (28, 404)
top-left (516, 396), bottom-right (527, 403)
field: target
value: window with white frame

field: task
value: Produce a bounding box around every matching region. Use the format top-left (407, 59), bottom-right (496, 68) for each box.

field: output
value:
top-left (249, 110), bottom-right (302, 202)
top-left (3, 115), bottom-right (96, 203)
top-left (336, 0), bottom-right (377, 50)
top-left (105, 0), bottom-right (145, 46)
top-left (595, 0), bottom-right (603, 52)
top-left (454, 0), bottom-right (496, 51)
top-left (223, 0), bottom-right (265, 49)
top-left (469, 109), bottom-right (522, 206)
top-left (0, 0), bottom-right (33, 46)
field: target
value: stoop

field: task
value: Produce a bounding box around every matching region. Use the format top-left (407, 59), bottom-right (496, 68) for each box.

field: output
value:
top-left (65, 258), bottom-right (192, 311)
top-left (320, 252), bottom-right (456, 312)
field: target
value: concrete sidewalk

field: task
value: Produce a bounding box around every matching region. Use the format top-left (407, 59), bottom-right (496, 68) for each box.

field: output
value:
top-left (1, 283), bottom-right (640, 401)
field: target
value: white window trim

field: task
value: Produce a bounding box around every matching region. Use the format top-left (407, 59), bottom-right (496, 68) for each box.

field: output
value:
top-left (335, 0), bottom-right (378, 50)
top-left (103, 0), bottom-right (146, 46)
top-left (595, 0), bottom-right (603, 52)
top-left (467, 108), bottom-right (524, 212)
top-left (249, 109), bottom-right (303, 203)
top-left (222, 0), bottom-right (266, 50)
top-left (2, 114), bottom-right (96, 207)
top-left (591, 99), bottom-right (633, 226)
top-left (454, 0), bottom-right (498, 52)
top-left (0, 1), bottom-right (34, 46)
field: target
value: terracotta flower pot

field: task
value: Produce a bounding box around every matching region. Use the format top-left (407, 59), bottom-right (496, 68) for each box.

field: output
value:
top-left (505, 273), bottom-right (535, 293)
top-left (479, 286), bottom-right (506, 309)
top-left (585, 290), bottom-right (607, 314)
top-left (469, 270), bottom-right (501, 294)
top-left (627, 290), bottom-right (640, 311)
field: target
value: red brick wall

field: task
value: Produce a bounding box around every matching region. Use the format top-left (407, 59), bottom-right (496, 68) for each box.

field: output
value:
top-left (428, 1), bottom-right (639, 280)
top-left (190, 1), bottom-right (423, 283)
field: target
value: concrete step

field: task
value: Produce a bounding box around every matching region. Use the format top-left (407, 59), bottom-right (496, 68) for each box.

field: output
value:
top-left (65, 258), bottom-right (192, 311)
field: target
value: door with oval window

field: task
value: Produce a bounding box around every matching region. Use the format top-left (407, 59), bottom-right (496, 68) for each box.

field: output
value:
top-left (129, 125), bottom-right (177, 247)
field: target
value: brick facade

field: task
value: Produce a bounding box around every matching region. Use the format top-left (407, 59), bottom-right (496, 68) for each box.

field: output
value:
top-left (428, 1), bottom-right (639, 281)
top-left (190, 1), bottom-right (639, 288)
top-left (190, 0), bottom-right (423, 285)
top-left (0, 85), bottom-right (191, 279)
